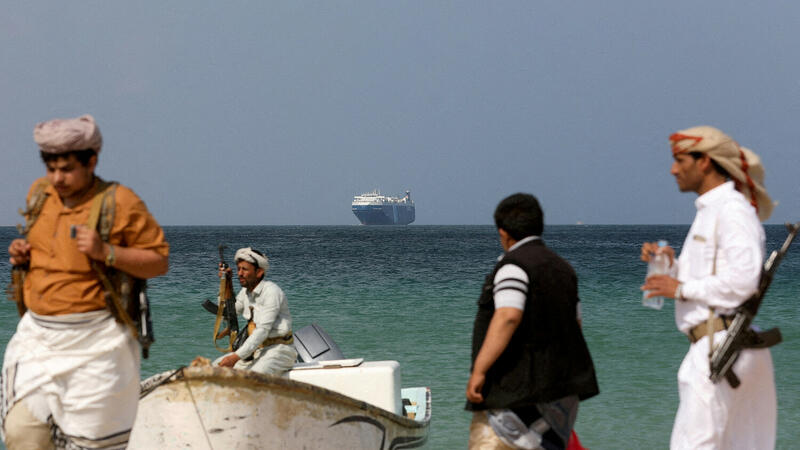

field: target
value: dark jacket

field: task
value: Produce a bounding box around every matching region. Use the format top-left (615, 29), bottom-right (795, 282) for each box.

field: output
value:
top-left (467, 239), bottom-right (599, 410)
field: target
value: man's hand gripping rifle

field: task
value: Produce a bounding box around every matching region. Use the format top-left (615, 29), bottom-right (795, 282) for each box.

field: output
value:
top-left (710, 222), bottom-right (800, 387)
top-left (202, 244), bottom-right (241, 352)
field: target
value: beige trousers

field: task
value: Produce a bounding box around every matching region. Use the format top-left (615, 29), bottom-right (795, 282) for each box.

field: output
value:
top-left (468, 411), bottom-right (516, 450)
top-left (3, 400), bottom-right (54, 450)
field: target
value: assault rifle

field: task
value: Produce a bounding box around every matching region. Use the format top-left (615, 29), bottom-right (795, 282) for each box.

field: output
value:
top-left (204, 244), bottom-right (241, 352)
top-left (710, 222), bottom-right (800, 387)
top-left (113, 275), bottom-right (155, 359)
top-left (6, 265), bottom-right (27, 316)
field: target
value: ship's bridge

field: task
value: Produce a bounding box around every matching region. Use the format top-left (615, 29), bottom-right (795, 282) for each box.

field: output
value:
top-left (352, 190), bottom-right (413, 206)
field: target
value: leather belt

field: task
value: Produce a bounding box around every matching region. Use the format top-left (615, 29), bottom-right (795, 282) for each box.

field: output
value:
top-left (687, 316), bottom-right (733, 343)
top-left (259, 332), bottom-right (294, 348)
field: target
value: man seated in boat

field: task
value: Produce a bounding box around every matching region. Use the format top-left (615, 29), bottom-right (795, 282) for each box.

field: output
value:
top-left (214, 247), bottom-right (297, 375)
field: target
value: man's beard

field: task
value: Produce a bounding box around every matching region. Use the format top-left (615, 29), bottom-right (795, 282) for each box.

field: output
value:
top-left (241, 277), bottom-right (260, 291)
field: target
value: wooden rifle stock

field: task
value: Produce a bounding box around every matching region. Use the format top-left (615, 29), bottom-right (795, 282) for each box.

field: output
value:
top-left (213, 245), bottom-right (240, 352)
top-left (7, 265), bottom-right (27, 316)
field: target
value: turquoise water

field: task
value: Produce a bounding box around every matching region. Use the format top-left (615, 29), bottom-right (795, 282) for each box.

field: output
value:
top-left (1, 225), bottom-right (798, 448)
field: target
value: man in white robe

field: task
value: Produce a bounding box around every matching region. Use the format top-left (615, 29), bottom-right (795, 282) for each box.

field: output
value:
top-left (641, 125), bottom-right (776, 449)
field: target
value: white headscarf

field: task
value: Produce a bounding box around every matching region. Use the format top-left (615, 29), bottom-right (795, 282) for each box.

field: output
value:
top-left (235, 247), bottom-right (269, 273)
top-left (33, 114), bottom-right (103, 154)
top-left (669, 125), bottom-right (774, 221)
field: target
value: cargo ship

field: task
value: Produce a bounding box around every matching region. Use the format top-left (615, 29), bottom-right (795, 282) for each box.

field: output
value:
top-left (352, 190), bottom-right (415, 225)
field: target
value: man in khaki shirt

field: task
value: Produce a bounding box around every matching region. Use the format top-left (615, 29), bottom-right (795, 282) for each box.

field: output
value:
top-left (2, 114), bottom-right (168, 449)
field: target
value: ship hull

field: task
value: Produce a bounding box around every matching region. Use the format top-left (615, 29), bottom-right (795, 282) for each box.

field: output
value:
top-left (352, 204), bottom-right (415, 225)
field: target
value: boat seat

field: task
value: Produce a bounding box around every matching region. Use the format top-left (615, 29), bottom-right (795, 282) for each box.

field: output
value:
top-left (293, 323), bottom-right (345, 362)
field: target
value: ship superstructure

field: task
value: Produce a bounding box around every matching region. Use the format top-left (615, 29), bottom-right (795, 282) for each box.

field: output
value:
top-left (351, 190), bottom-right (415, 225)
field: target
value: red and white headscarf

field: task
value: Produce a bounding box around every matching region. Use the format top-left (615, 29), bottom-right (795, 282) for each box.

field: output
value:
top-left (669, 126), bottom-right (774, 221)
top-left (33, 114), bottom-right (103, 154)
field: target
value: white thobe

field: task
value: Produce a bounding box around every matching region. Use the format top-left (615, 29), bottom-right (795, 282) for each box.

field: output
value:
top-left (670, 181), bottom-right (776, 449)
top-left (1, 310), bottom-right (140, 448)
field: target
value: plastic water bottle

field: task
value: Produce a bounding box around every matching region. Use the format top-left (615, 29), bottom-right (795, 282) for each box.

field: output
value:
top-left (643, 240), bottom-right (669, 310)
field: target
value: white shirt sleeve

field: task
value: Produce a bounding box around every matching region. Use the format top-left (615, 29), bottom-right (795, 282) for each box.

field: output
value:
top-left (493, 264), bottom-right (529, 311)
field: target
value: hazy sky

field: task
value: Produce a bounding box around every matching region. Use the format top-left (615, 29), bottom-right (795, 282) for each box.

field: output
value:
top-left (2, 2), bottom-right (798, 226)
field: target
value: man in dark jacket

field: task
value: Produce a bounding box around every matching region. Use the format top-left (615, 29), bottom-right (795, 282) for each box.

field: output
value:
top-left (466, 193), bottom-right (598, 449)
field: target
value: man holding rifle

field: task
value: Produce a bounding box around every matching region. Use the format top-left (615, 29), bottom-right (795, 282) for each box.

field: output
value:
top-left (3, 115), bottom-right (169, 449)
top-left (641, 126), bottom-right (777, 448)
top-left (214, 247), bottom-right (296, 375)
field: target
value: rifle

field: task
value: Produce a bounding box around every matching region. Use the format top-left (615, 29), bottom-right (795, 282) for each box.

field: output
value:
top-left (136, 283), bottom-right (155, 359)
top-left (110, 274), bottom-right (155, 359)
top-left (710, 222), bottom-right (800, 387)
top-left (202, 299), bottom-right (248, 351)
top-left (210, 244), bottom-right (240, 352)
top-left (6, 265), bottom-right (27, 316)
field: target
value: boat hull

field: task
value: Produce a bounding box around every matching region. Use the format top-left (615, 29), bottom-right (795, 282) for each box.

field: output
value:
top-left (352, 204), bottom-right (415, 225)
top-left (130, 367), bottom-right (430, 449)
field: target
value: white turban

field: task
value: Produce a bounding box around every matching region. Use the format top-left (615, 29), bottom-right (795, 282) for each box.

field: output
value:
top-left (33, 114), bottom-right (103, 154)
top-left (235, 247), bottom-right (269, 272)
top-left (669, 125), bottom-right (774, 222)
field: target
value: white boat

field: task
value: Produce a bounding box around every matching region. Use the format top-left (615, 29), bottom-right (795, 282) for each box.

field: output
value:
top-left (129, 325), bottom-right (431, 449)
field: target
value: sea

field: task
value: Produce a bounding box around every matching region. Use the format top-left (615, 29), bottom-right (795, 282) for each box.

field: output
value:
top-left (0, 224), bottom-right (798, 449)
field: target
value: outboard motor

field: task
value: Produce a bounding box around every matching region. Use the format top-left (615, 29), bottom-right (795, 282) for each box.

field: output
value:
top-left (293, 323), bottom-right (345, 362)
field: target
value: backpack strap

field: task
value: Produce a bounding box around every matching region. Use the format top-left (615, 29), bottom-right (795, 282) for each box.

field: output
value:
top-left (16, 178), bottom-right (51, 236)
top-left (9, 179), bottom-right (51, 316)
top-left (97, 183), bottom-right (117, 242)
top-left (86, 180), bottom-right (140, 339)
top-left (86, 178), bottom-right (115, 232)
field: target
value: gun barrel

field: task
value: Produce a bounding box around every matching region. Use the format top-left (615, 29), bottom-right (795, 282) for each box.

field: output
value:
top-left (218, 244), bottom-right (227, 264)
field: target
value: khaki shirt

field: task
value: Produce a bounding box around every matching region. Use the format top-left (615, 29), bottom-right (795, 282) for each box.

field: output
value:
top-left (23, 177), bottom-right (169, 315)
